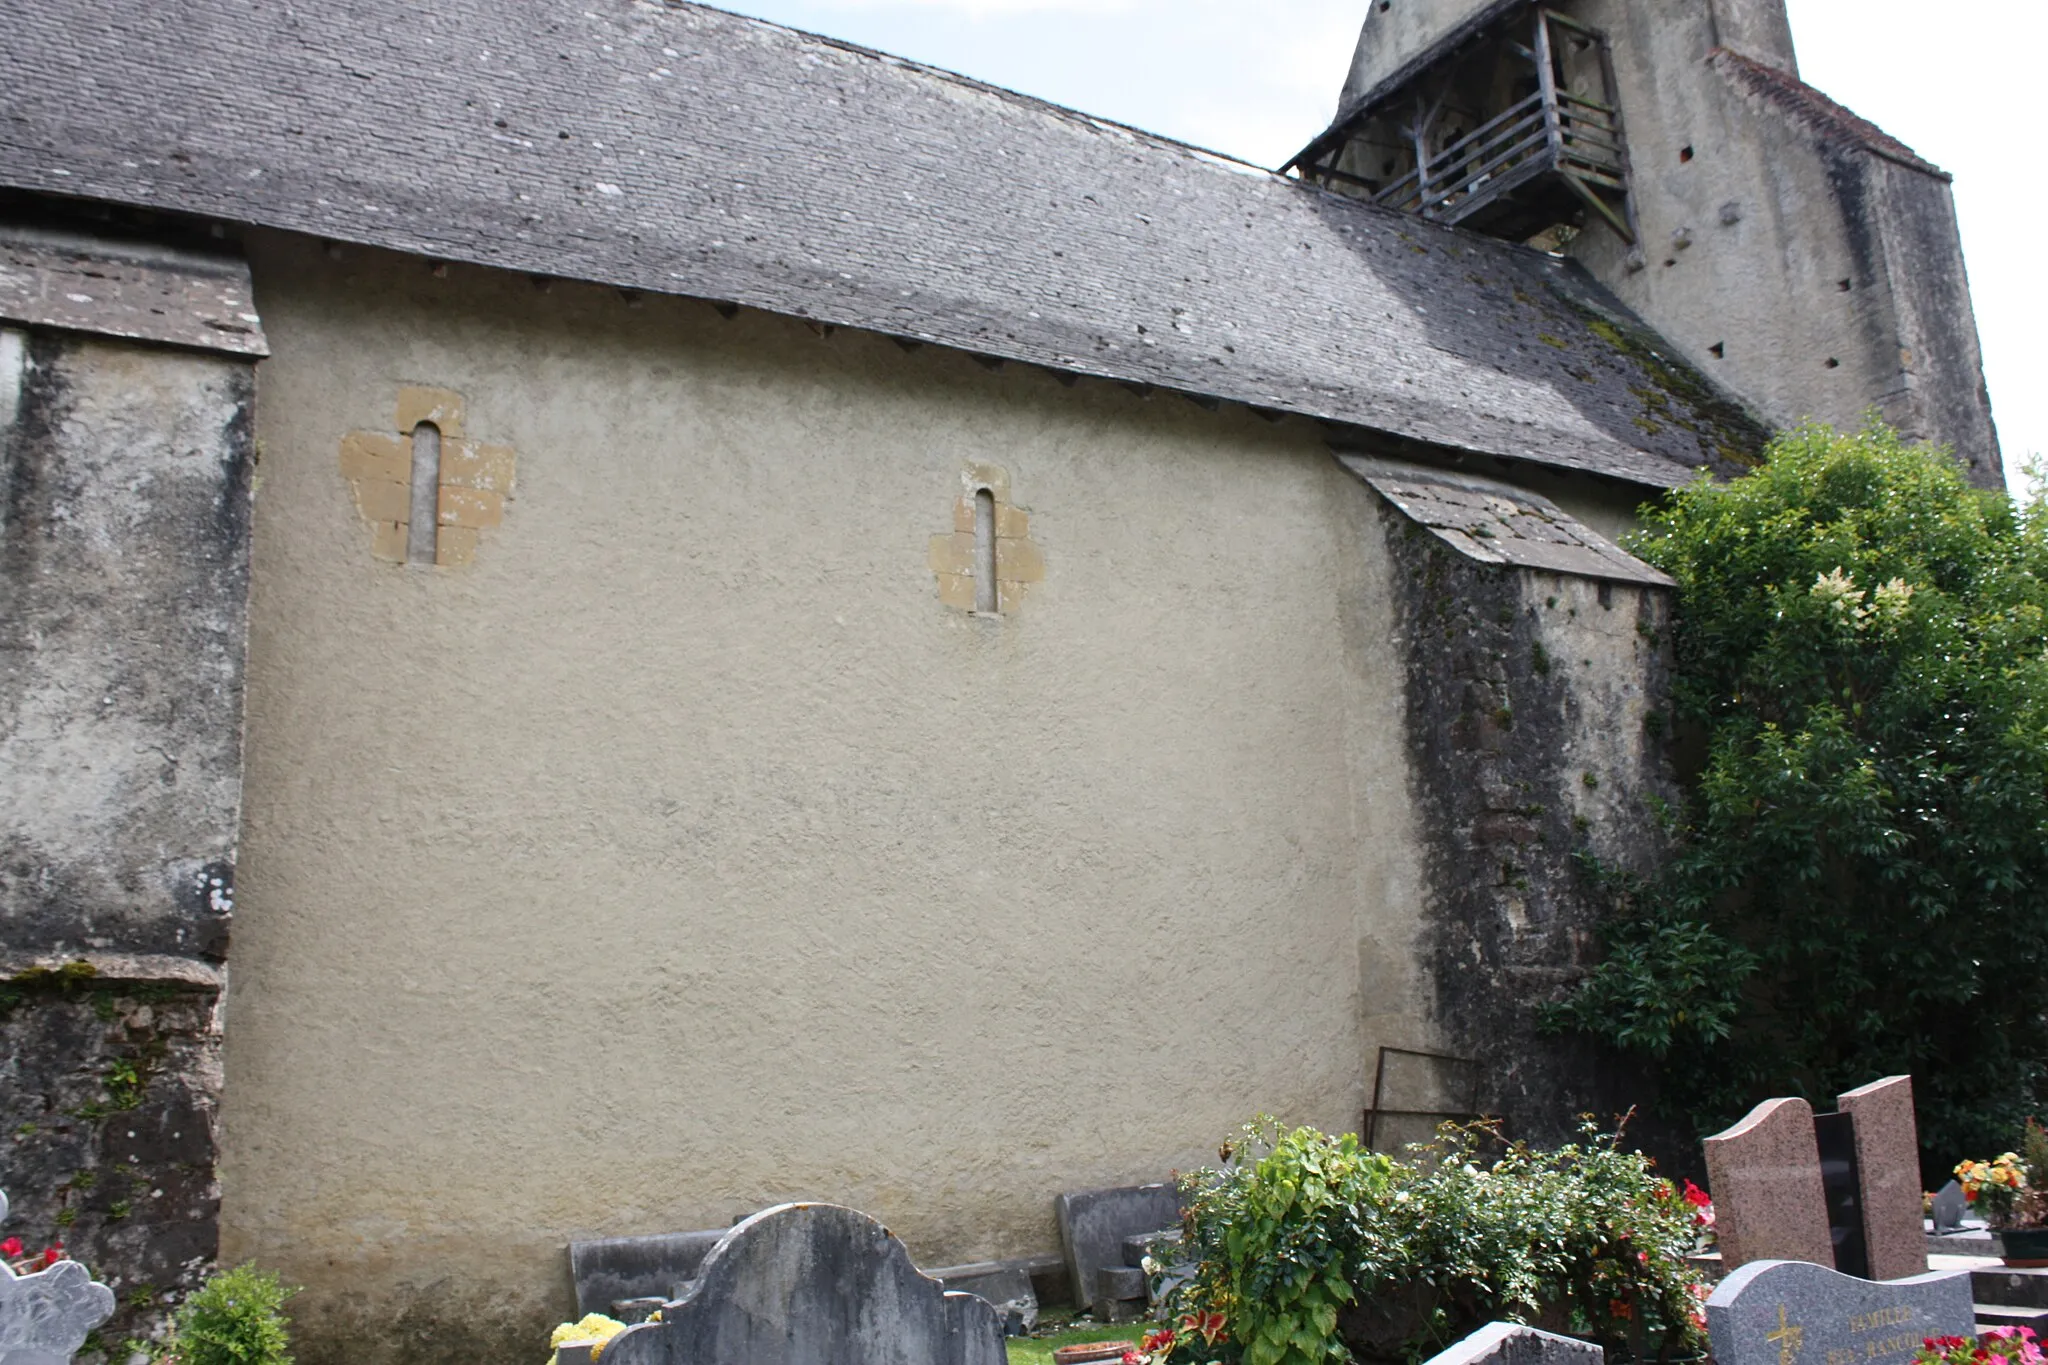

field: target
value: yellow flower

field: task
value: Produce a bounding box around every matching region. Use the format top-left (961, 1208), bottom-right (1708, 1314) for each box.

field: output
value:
top-left (547, 1314), bottom-right (629, 1364)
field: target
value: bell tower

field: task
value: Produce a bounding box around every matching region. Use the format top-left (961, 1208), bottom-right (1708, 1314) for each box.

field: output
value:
top-left (1291, 0), bottom-right (2003, 488)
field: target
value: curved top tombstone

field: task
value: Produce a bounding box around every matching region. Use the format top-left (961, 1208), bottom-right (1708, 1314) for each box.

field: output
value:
top-left (602, 1203), bottom-right (1004, 1365)
top-left (0, 1189), bottom-right (118, 1365)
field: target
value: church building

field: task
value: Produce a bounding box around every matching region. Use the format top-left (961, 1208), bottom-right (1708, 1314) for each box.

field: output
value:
top-left (0, 1), bottom-right (1997, 1360)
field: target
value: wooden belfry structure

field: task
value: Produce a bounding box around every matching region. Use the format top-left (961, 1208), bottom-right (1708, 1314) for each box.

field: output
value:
top-left (1288, 5), bottom-right (1639, 247)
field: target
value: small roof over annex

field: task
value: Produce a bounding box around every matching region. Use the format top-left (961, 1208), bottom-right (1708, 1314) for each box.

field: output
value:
top-left (0, 0), bottom-right (1763, 488)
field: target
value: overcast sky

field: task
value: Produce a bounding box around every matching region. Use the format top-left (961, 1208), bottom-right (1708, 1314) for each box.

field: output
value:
top-left (706, 0), bottom-right (2044, 493)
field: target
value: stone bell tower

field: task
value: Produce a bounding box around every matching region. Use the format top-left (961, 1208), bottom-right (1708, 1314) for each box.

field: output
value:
top-left (1290, 0), bottom-right (2003, 488)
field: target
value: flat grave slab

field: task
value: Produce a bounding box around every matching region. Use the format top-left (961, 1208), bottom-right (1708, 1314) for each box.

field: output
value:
top-left (1054, 1183), bottom-right (1181, 1310)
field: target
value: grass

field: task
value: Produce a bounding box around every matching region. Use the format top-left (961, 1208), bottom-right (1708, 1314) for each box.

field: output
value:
top-left (1005, 1320), bottom-right (1162, 1365)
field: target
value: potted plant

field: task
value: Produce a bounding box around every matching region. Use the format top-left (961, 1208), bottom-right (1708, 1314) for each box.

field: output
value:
top-left (1957, 1122), bottom-right (2048, 1268)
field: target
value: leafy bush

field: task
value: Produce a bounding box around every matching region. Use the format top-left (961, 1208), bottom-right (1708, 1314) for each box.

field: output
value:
top-left (1545, 423), bottom-right (2048, 1169)
top-left (166, 1264), bottom-right (295, 1365)
top-left (1162, 1119), bottom-right (1708, 1365)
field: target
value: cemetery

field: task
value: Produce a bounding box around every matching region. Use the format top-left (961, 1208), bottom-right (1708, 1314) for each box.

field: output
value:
top-left (2, 0), bottom-right (2042, 1359)
top-left (17, 1073), bottom-right (2048, 1365)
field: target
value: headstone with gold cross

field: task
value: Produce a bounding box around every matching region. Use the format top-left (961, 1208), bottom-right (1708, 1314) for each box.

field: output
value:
top-left (1706, 1260), bottom-right (1972, 1365)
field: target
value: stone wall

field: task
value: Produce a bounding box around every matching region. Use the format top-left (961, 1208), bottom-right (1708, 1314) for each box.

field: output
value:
top-left (1323, 0), bottom-right (2002, 486)
top-left (0, 293), bottom-right (259, 1354)
top-left (1366, 474), bottom-right (1680, 1145)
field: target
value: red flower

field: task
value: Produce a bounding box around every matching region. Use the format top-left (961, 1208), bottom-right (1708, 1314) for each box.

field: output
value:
top-left (1683, 1181), bottom-right (1712, 1208)
top-left (1609, 1299), bottom-right (1635, 1321)
top-left (1141, 1331), bottom-right (1175, 1354)
top-left (40, 1245), bottom-right (61, 1268)
top-left (0, 1237), bottom-right (21, 1258)
top-left (1121, 1354), bottom-right (1142, 1365)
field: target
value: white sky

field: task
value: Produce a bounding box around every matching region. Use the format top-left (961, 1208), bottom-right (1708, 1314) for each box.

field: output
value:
top-left (707, 0), bottom-right (2043, 490)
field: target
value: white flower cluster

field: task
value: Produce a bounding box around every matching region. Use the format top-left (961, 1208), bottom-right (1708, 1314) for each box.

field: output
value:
top-left (1810, 567), bottom-right (1914, 629)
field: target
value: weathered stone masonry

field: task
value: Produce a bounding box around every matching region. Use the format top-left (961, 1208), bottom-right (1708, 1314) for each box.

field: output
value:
top-left (1, 230), bottom-right (262, 1349)
top-left (1350, 458), bottom-right (1683, 1146)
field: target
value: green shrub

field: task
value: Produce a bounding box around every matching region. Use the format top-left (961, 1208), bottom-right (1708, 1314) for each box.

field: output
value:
top-left (167, 1264), bottom-right (295, 1365)
top-left (1545, 423), bottom-right (2048, 1167)
top-left (1167, 1120), bottom-right (1707, 1365)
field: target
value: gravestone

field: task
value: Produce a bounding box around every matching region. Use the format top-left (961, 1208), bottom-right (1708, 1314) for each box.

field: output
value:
top-left (1837, 1078), bottom-right (1929, 1281)
top-left (567, 1228), bottom-right (725, 1318)
top-left (1706, 1098), bottom-right (1835, 1270)
top-left (1054, 1183), bottom-right (1181, 1311)
top-left (929, 1263), bottom-right (1038, 1335)
top-left (1705, 1259), bottom-right (1971, 1365)
top-left (1813, 1111), bottom-right (1870, 1279)
top-left (0, 1190), bottom-right (117, 1365)
top-left (599, 1203), bottom-right (1004, 1365)
top-left (1420, 1323), bottom-right (1603, 1365)
top-left (1929, 1182), bottom-right (1966, 1235)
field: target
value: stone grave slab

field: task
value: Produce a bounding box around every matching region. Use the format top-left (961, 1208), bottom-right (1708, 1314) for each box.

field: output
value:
top-left (0, 1190), bottom-right (117, 1365)
top-left (1839, 1078), bottom-right (1928, 1281)
top-left (1705, 1259), bottom-right (1972, 1365)
top-left (1420, 1322), bottom-right (1603, 1365)
top-left (1054, 1182), bottom-right (1181, 1310)
top-left (567, 1228), bottom-right (725, 1317)
top-left (600, 1203), bottom-right (1003, 1365)
top-left (928, 1262), bottom-right (1038, 1335)
top-left (1706, 1098), bottom-right (1835, 1270)
top-left (1929, 1182), bottom-right (1966, 1235)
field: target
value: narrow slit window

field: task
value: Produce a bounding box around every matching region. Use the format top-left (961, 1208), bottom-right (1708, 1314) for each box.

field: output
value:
top-left (408, 422), bottom-right (441, 565)
top-left (973, 488), bottom-right (998, 613)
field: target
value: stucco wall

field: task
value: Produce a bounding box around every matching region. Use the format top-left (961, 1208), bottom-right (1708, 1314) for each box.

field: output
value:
top-left (218, 234), bottom-right (1438, 1361)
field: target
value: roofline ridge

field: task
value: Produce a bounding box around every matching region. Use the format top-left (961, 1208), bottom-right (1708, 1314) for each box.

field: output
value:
top-left (663, 0), bottom-right (1281, 176)
top-left (1707, 46), bottom-right (1949, 180)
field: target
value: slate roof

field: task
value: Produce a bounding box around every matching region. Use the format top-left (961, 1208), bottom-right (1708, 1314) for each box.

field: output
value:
top-left (1338, 455), bottom-right (1673, 587)
top-left (0, 0), bottom-right (1763, 487)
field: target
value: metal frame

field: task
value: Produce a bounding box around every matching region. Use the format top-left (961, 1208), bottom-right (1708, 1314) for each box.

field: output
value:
top-left (1361, 1046), bottom-right (1484, 1151)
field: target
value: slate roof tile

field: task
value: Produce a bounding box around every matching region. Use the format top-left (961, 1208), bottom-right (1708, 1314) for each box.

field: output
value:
top-left (0, 0), bottom-right (1764, 486)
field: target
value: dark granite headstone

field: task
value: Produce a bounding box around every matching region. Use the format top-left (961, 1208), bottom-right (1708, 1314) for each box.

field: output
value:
top-left (0, 1190), bottom-right (117, 1365)
top-left (1419, 1322), bottom-right (1603, 1365)
top-left (1813, 1112), bottom-right (1871, 1279)
top-left (1930, 1182), bottom-right (1966, 1235)
top-left (600, 1204), bottom-right (1004, 1365)
top-left (1706, 1259), bottom-right (1972, 1365)
top-left (1054, 1183), bottom-right (1182, 1310)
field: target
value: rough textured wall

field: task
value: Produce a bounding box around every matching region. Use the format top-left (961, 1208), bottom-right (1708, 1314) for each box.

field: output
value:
top-left (1564, 0), bottom-right (2002, 484)
top-left (1368, 495), bottom-right (1679, 1144)
top-left (221, 233), bottom-right (1434, 1365)
top-left (0, 330), bottom-right (251, 958)
top-left (0, 970), bottom-right (224, 1358)
top-left (0, 324), bottom-right (255, 1352)
top-left (1705, 0), bottom-right (1797, 72)
top-left (1338, 0), bottom-right (1510, 112)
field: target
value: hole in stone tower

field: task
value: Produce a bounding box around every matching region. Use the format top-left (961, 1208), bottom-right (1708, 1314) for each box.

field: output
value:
top-left (1838, 279), bottom-right (1853, 291)
top-left (1680, 145), bottom-right (1694, 163)
top-left (1825, 358), bottom-right (1841, 369)
top-left (1709, 342), bottom-right (1725, 359)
